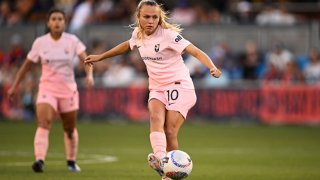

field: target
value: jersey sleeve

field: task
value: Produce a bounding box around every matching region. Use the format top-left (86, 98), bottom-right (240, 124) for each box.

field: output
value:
top-left (27, 38), bottom-right (41, 63)
top-left (74, 36), bottom-right (86, 55)
top-left (167, 30), bottom-right (191, 54)
top-left (128, 28), bottom-right (138, 50)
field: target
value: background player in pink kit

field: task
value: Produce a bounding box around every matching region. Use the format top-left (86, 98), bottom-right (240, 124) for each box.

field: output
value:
top-left (85, 0), bottom-right (221, 179)
top-left (7, 9), bottom-right (94, 173)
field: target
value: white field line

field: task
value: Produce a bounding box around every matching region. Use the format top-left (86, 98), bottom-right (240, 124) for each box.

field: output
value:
top-left (0, 150), bottom-right (118, 166)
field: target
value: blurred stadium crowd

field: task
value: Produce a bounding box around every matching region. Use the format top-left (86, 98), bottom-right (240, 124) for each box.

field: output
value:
top-left (1, 0), bottom-right (320, 120)
top-left (1, 0), bottom-right (320, 27)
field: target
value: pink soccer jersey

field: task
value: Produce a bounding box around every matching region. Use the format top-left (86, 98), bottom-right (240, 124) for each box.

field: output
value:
top-left (129, 26), bottom-right (194, 90)
top-left (27, 32), bottom-right (85, 98)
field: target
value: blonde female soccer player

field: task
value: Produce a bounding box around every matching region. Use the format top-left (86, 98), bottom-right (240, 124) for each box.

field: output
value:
top-left (8, 9), bottom-right (94, 173)
top-left (85, 0), bottom-right (221, 179)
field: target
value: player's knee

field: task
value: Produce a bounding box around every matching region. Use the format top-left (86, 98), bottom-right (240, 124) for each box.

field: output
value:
top-left (164, 127), bottom-right (177, 139)
top-left (37, 118), bottom-right (52, 129)
top-left (63, 124), bottom-right (75, 133)
top-left (64, 127), bottom-right (74, 139)
top-left (149, 113), bottom-right (161, 122)
top-left (149, 113), bottom-right (164, 128)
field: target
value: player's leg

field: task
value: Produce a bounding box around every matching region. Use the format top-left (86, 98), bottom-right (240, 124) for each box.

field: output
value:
top-left (164, 88), bottom-right (197, 151)
top-left (164, 111), bottom-right (185, 151)
top-left (60, 110), bottom-right (80, 172)
top-left (148, 97), bottom-right (167, 177)
top-left (160, 89), bottom-right (196, 180)
top-left (149, 98), bottom-right (167, 158)
top-left (59, 92), bottom-right (80, 172)
top-left (32, 103), bottom-right (56, 172)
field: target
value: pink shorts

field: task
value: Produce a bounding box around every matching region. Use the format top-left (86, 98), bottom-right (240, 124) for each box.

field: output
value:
top-left (148, 88), bottom-right (197, 119)
top-left (36, 90), bottom-right (79, 113)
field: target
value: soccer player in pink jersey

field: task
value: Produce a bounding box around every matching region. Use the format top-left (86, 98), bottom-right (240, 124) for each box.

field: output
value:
top-left (85, 0), bottom-right (221, 179)
top-left (7, 9), bottom-right (94, 173)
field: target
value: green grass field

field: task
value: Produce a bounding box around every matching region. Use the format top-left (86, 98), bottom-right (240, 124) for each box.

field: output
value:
top-left (0, 119), bottom-right (320, 180)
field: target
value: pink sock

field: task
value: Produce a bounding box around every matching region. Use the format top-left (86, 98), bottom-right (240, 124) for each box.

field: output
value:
top-left (64, 128), bottom-right (79, 161)
top-left (34, 127), bottom-right (49, 161)
top-left (150, 132), bottom-right (167, 159)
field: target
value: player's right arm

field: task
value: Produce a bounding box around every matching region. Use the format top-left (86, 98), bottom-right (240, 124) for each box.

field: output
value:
top-left (85, 41), bottom-right (130, 63)
top-left (7, 59), bottom-right (34, 100)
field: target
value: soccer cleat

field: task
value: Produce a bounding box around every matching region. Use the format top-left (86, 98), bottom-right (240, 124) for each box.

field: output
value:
top-left (32, 160), bottom-right (44, 173)
top-left (147, 153), bottom-right (164, 177)
top-left (67, 160), bottom-right (81, 172)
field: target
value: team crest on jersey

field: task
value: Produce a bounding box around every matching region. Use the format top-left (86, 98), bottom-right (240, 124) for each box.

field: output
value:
top-left (155, 44), bottom-right (160, 52)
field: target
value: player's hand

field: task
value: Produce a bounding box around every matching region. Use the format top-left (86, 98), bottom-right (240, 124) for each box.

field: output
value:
top-left (210, 67), bottom-right (221, 78)
top-left (7, 86), bottom-right (17, 101)
top-left (85, 55), bottom-right (101, 63)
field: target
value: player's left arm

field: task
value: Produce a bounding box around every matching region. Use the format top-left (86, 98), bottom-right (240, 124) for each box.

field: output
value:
top-left (184, 44), bottom-right (221, 78)
top-left (79, 51), bottom-right (94, 88)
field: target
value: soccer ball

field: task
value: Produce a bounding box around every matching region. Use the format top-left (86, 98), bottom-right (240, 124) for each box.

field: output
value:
top-left (162, 150), bottom-right (193, 180)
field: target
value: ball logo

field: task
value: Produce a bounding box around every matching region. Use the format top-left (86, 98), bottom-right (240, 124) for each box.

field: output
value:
top-left (171, 151), bottom-right (192, 168)
top-left (166, 171), bottom-right (189, 179)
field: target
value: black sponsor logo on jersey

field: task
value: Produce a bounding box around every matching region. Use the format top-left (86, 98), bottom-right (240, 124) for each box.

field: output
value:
top-left (154, 44), bottom-right (160, 52)
top-left (175, 35), bottom-right (182, 42)
top-left (142, 56), bottom-right (163, 61)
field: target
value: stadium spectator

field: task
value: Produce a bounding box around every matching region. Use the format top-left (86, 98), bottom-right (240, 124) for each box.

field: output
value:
top-left (170, 0), bottom-right (196, 26)
top-left (14, 0), bottom-right (36, 24)
top-left (207, 8), bottom-right (223, 24)
top-left (127, 49), bottom-right (148, 87)
top-left (29, 0), bottom-right (55, 23)
top-left (0, 0), bottom-right (21, 26)
top-left (87, 39), bottom-right (111, 79)
top-left (0, 0), bottom-right (11, 26)
top-left (184, 53), bottom-right (207, 80)
top-left (263, 41), bottom-right (293, 83)
top-left (69, 0), bottom-right (95, 35)
top-left (282, 60), bottom-right (305, 84)
top-left (55, 0), bottom-right (78, 20)
top-left (210, 41), bottom-right (241, 80)
top-left (238, 40), bottom-right (264, 80)
top-left (92, 0), bottom-right (114, 23)
top-left (84, 1), bottom-right (221, 180)
top-left (192, 3), bottom-right (209, 24)
top-left (256, 3), bottom-right (296, 26)
top-left (101, 56), bottom-right (136, 87)
top-left (107, 0), bottom-right (137, 23)
top-left (234, 0), bottom-right (254, 24)
top-left (303, 48), bottom-right (320, 84)
top-left (7, 9), bottom-right (94, 173)
top-left (6, 34), bottom-right (25, 66)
